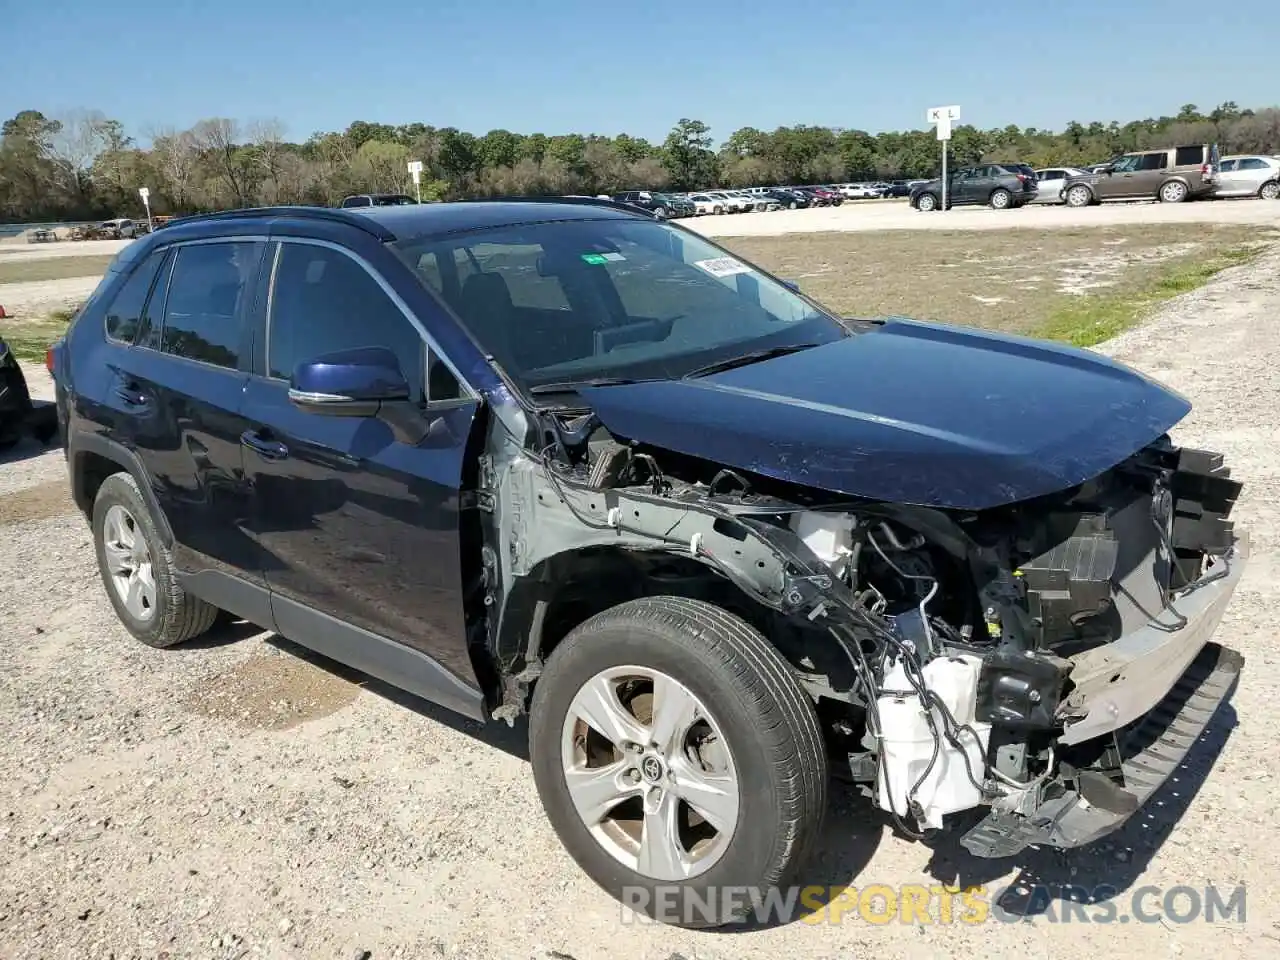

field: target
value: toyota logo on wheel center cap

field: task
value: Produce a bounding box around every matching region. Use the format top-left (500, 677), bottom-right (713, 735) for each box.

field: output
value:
top-left (641, 756), bottom-right (665, 783)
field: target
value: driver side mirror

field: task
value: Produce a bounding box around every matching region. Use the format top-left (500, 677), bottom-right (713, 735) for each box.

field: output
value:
top-left (288, 346), bottom-right (409, 417)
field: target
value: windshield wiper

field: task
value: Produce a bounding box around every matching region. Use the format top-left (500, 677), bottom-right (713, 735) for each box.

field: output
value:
top-left (682, 343), bottom-right (824, 379)
top-left (528, 376), bottom-right (659, 395)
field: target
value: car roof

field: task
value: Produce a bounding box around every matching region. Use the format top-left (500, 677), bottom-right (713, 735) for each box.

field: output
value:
top-left (347, 199), bottom-right (647, 239)
top-left (144, 199), bottom-right (652, 250)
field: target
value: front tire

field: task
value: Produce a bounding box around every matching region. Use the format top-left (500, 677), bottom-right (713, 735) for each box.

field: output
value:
top-left (92, 472), bottom-right (219, 648)
top-left (529, 597), bottom-right (828, 929)
top-left (1259, 181), bottom-right (1280, 201)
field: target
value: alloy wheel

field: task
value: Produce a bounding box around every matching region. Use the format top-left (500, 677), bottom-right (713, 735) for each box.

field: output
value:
top-left (101, 504), bottom-right (157, 621)
top-left (559, 665), bottom-right (740, 881)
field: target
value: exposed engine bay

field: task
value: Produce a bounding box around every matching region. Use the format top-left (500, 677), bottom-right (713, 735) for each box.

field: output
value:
top-left (482, 404), bottom-right (1245, 854)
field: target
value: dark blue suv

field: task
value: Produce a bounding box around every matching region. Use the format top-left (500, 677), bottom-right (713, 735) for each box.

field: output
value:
top-left (48, 200), bottom-right (1246, 928)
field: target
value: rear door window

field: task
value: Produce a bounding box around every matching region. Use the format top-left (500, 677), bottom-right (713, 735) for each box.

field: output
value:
top-left (159, 241), bottom-right (262, 370)
top-left (1137, 153), bottom-right (1169, 171)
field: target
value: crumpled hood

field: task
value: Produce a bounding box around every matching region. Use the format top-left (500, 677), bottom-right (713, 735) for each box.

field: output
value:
top-left (577, 318), bottom-right (1190, 510)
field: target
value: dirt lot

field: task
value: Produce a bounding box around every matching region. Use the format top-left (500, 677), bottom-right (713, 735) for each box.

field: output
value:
top-left (730, 223), bottom-right (1272, 337)
top-left (1, 244), bottom-right (1279, 957)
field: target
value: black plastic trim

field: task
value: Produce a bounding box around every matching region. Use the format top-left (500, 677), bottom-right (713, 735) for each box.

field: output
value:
top-left (270, 594), bottom-right (487, 722)
top-left (67, 429), bottom-right (175, 547)
top-left (178, 569), bottom-right (276, 631)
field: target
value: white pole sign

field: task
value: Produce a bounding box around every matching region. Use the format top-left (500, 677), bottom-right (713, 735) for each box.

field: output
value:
top-left (138, 186), bottom-right (153, 233)
top-left (407, 160), bottom-right (424, 203)
top-left (927, 106), bottom-right (961, 211)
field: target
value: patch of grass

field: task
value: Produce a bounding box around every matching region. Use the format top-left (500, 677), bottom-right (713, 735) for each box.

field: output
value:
top-left (0, 254), bottom-right (115, 284)
top-left (723, 224), bottom-right (1272, 339)
top-left (1, 305), bottom-right (79, 361)
top-left (1035, 246), bottom-right (1260, 346)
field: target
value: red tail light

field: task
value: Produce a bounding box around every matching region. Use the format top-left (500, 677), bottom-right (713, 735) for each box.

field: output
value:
top-left (45, 344), bottom-right (55, 375)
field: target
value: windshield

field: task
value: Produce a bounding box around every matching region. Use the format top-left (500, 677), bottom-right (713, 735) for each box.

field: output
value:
top-left (393, 217), bottom-right (849, 394)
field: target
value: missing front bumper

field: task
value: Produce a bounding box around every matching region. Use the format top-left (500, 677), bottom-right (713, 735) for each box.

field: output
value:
top-left (1058, 529), bottom-right (1248, 745)
top-left (960, 640), bottom-right (1243, 859)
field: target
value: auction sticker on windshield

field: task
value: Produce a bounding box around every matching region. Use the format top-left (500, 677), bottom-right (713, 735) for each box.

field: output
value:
top-left (581, 252), bottom-right (626, 265)
top-left (695, 257), bottom-right (751, 278)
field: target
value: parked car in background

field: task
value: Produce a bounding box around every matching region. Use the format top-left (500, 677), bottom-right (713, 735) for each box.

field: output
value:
top-left (1062, 144), bottom-right (1219, 206)
top-left (807, 186), bottom-right (843, 206)
top-left (1032, 167), bottom-right (1089, 204)
top-left (25, 227), bottom-right (57, 243)
top-left (705, 191), bottom-right (752, 213)
top-left (882, 181), bottom-right (914, 198)
top-left (840, 183), bottom-right (881, 199)
top-left (100, 218), bottom-right (139, 239)
top-left (1213, 155), bottom-right (1280, 200)
top-left (911, 164), bottom-right (1038, 211)
top-left (739, 192), bottom-right (782, 212)
top-left (611, 191), bottom-right (696, 218)
top-left (339, 194), bottom-right (418, 208)
top-left (766, 188), bottom-right (810, 209)
top-left (686, 193), bottom-right (725, 215)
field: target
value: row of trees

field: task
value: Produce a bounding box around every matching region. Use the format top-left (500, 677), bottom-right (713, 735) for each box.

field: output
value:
top-left (2, 103), bottom-right (1278, 223)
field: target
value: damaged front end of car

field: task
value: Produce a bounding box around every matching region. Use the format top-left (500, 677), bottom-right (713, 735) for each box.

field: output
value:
top-left (473, 387), bottom-right (1245, 858)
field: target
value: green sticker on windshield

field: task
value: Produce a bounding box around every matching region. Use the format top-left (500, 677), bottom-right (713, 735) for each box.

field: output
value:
top-left (581, 253), bottom-right (608, 265)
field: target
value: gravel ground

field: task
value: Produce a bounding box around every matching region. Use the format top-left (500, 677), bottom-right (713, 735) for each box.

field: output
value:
top-left (684, 196), bottom-right (1280, 237)
top-left (0, 238), bottom-right (133, 260)
top-left (1, 250), bottom-right (1279, 959)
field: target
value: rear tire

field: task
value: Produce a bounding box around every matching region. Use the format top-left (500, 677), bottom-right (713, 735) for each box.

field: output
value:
top-left (92, 472), bottom-right (219, 648)
top-left (1159, 180), bottom-right (1188, 203)
top-left (529, 596), bottom-right (828, 929)
top-left (1065, 184), bottom-right (1092, 208)
top-left (1260, 181), bottom-right (1280, 200)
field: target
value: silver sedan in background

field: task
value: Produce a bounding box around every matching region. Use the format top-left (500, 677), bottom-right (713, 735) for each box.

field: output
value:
top-left (1032, 167), bottom-right (1089, 204)
top-left (1213, 155), bottom-right (1280, 199)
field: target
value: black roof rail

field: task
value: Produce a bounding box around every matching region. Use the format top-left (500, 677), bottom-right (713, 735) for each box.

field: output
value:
top-left (163, 205), bottom-right (397, 241)
top-left (456, 195), bottom-right (656, 216)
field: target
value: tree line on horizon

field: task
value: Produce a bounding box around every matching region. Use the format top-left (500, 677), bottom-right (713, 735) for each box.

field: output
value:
top-left (1, 102), bottom-right (1277, 223)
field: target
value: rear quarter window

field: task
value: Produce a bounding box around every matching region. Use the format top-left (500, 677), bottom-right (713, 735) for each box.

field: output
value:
top-left (103, 249), bottom-right (167, 344)
top-left (1174, 146), bottom-right (1205, 166)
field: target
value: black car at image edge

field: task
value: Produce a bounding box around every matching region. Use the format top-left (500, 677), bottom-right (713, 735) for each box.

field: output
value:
top-left (43, 198), bottom-right (1247, 929)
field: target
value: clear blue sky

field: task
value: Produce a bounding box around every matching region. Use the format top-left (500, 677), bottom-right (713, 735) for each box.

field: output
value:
top-left (1, 0), bottom-right (1270, 146)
